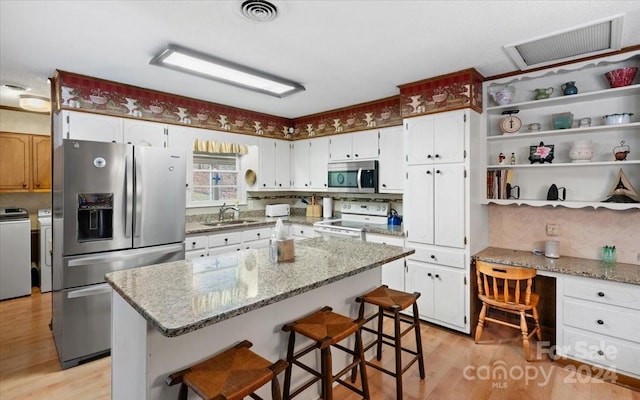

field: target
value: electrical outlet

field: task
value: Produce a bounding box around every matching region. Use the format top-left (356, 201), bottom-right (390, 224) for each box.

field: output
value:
top-left (546, 223), bottom-right (560, 236)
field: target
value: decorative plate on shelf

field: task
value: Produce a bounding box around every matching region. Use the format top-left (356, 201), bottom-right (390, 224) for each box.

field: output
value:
top-left (528, 142), bottom-right (554, 164)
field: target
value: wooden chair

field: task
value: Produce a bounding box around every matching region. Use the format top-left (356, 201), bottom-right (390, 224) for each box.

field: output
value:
top-left (474, 261), bottom-right (542, 361)
top-left (166, 340), bottom-right (288, 400)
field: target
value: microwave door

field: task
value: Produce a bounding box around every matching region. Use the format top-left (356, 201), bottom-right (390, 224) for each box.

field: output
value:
top-left (133, 146), bottom-right (186, 248)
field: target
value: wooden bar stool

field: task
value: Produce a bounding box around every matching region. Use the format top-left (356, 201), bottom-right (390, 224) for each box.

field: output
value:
top-left (166, 340), bottom-right (288, 400)
top-left (351, 285), bottom-right (425, 400)
top-left (281, 306), bottom-right (370, 400)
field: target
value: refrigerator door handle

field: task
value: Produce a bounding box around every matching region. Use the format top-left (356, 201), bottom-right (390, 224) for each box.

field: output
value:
top-left (134, 155), bottom-right (142, 238)
top-left (66, 283), bottom-right (112, 299)
top-left (125, 154), bottom-right (133, 238)
top-left (65, 243), bottom-right (184, 267)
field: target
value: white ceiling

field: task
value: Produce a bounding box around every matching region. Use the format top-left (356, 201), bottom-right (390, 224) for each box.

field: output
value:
top-left (1, 0), bottom-right (639, 119)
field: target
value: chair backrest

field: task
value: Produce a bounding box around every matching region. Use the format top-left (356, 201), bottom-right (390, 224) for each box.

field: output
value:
top-left (475, 261), bottom-right (537, 306)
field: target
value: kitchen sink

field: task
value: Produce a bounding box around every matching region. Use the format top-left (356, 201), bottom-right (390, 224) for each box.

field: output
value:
top-left (202, 219), bottom-right (257, 227)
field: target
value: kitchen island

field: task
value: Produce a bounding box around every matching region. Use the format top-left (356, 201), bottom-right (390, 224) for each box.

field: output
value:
top-left (106, 237), bottom-right (414, 400)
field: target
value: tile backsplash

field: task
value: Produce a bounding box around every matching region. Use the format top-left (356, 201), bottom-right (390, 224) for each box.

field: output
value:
top-left (489, 204), bottom-right (640, 265)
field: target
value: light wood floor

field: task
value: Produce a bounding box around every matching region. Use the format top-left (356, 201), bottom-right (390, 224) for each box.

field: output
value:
top-left (1, 290), bottom-right (638, 400)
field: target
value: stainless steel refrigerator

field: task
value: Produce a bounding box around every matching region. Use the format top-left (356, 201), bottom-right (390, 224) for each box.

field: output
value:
top-left (52, 139), bottom-right (186, 369)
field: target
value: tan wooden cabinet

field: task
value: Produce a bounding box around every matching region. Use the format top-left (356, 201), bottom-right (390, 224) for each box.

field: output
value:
top-left (0, 132), bottom-right (51, 192)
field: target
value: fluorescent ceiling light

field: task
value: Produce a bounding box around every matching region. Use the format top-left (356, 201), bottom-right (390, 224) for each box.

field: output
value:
top-left (19, 95), bottom-right (50, 113)
top-left (150, 45), bottom-right (304, 98)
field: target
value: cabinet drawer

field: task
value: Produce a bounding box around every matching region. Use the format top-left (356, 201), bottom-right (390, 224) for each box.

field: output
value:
top-left (289, 224), bottom-right (315, 238)
top-left (243, 227), bottom-right (272, 243)
top-left (366, 233), bottom-right (404, 247)
top-left (406, 244), bottom-right (465, 269)
top-left (185, 235), bottom-right (207, 251)
top-left (185, 249), bottom-right (208, 260)
top-left (208, 231), bottom-right (243, 248)
top-left (563, 299), bottom-right (640, 343)
top-left (208, 245), bottom-right (243, 256)
top-left (563, 276), bottom-right (640, 310)
top-left (561, 327), bottom-right (640, 376)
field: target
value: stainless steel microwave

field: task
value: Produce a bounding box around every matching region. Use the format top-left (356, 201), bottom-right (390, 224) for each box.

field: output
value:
top-left (327, 160), bottom-right (378, 193)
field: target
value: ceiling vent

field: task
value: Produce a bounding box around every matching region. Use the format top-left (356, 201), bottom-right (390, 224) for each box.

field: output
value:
top-left (241, 0), bottom-right (278, 23)
top-left (504, 15), bottom-right (624, 70)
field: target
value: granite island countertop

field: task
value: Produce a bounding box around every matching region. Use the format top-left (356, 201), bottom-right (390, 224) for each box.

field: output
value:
top-left (105, 237), bottom-right (414, 337)
top-left (474, 247), bottom-right (640, 285)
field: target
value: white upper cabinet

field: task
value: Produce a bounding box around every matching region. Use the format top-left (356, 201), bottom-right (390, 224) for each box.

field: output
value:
top-left (291, 137), bottom-right (329, 190)
top-left (258, 138), bottom-right (290, 189)
top-left (404, 163), bottom-right (466, 248)
top-left (329, 130), bottom-right (379, 162)
top-left (309, 137), bottom-right (329, 190)
top-left (405, 110), bottom-right (466, 165)
top-left (123, 119), bottom-right (167, 147)
top-left (62, 111), bottom-right (167, 147)
top-left (63, 110), bottom-right (123, 143)
top-left (378, 126), bottom-right (404, 193)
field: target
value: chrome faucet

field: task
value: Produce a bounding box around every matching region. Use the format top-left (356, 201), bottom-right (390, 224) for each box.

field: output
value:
top-left (219, 203), bottom-right (239, 221)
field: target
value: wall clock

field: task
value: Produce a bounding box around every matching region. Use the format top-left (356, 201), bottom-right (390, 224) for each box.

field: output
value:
top-left (500, 110), bottom-right (521, 134)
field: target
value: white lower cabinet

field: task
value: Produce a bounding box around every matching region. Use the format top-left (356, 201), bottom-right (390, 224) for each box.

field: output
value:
top-left (405, 242), bottom-right (467, 331)
top-left (365, 233), bottom-right (405, 291)
top-left (185, 226), bottom-right (273, 259)
top-left (557, 275), bottom-right (640, 379)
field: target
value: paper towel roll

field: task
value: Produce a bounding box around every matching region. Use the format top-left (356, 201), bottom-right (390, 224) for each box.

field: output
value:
top-left (322, 197), bottom-right (333, 218)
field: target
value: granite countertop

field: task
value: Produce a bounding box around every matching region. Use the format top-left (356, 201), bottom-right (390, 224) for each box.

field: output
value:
top-left (474, 247), bottom-right (640, 285)
top-left (185, 215), bottom-right (405, 237)
top-left (105, 237), bottom-right (414, 337)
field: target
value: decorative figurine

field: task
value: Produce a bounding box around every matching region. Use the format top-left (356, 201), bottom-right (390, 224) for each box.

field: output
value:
top-left (510, 153), bottom-right (516, 165)
top-left (613, 141), bottom-right (630, 161)
top-left (498, 152), bottom-right (506, 165)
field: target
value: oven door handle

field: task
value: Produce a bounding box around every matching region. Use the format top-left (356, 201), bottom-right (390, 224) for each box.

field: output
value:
top-left (357, 168), bottom-right (362, 190)
top-left (314, 228), bottom-right (362, 239)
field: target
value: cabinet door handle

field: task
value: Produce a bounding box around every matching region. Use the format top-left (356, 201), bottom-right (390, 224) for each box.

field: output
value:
top-left (257, 233), bottom-right (260, 237)
top-left (597, 350), bottom-right (604, 356)
top-left (596, 319), bottom-right (604, 325)
top-left (435, 154), bottom-right (440, 158)
top-left (382, 184), bottom-right (386, 188)
top-left (36, 183), bottom-right (40, 187)
top-left (435, 274), bottom-right (440, 278)
top-left (354, 153), bottom-right (359, 158)
top-left (430, 254), bottom-right (436, 259)
top-left (597, 292), bottom-right (605, 297)
top-left (436, 169), bottom-right (441, 174)
top-left (427, 154), bottom-right (432, 159)
top-left (426, 170), bottom-right (432, 175)
top-left (346, 154), bottom-right (351, 158)
top-left (22, 182), bottom-right (27, 187)
top-left (427, 273), bottom-right (432, 277)
top-left (192, 241), bottom-right (196, 246)
top-left (224, 238), bottom-right (228, 243)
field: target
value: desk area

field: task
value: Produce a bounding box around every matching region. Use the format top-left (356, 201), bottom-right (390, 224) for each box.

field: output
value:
top-left (473, 247), bottom-right (640, 385)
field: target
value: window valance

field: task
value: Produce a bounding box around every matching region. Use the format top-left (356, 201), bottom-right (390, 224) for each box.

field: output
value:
top-left (193, 139), bottom-right (249, 155)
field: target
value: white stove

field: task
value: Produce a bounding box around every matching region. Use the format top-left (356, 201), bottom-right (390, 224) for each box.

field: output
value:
top-left (313, 201), bottom-right (389, 240)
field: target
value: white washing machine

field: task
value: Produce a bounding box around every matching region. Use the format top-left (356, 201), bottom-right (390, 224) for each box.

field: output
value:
top-left (0, 207), bottom-right (32, 300)
top-left (38, 208), bottom-right (52, 293)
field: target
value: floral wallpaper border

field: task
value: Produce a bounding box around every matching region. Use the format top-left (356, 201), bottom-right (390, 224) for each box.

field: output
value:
top-left (52, 70), bottom-right (292, 138)
top-left (398, 68), bottom-right (484, 117)
top-left (52, 68), bottom-right (484, 141)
